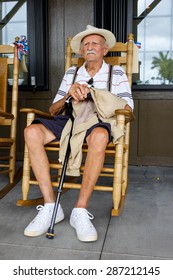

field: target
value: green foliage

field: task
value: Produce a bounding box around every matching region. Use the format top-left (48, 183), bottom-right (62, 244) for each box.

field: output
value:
top-left (151, 51), bottom-right (173, 84)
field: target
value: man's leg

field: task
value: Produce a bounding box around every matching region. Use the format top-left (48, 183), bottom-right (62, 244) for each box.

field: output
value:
top-left (76, 126), bottom-right (109, 208)
top-left (70, 127), bottom-right (109, 242)
top-left (24, 123), bottom-right (64, 237)
top-left (24, 123), bottom-right (56, 202)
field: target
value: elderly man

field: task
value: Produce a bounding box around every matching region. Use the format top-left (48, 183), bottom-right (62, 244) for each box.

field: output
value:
top-left (24, 25), bottom-right (134, 242)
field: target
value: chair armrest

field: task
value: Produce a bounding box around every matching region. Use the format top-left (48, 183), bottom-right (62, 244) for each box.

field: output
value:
top-left (115, 109), bottom-right (135, 124)
top-left (20, 108), bottom-right (53, 119)
top-left (0, 110), bottom-right (14, 119)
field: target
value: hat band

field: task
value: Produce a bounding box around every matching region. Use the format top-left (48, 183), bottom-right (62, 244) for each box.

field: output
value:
top-left (81, 33), bottom-right (107, 44)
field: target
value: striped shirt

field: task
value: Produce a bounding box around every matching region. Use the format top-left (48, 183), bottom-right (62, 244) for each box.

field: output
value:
top-left (53, 60), bottom-right (134, 110)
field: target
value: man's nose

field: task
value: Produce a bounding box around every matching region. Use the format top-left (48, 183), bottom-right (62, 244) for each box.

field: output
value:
top-left (87, 43), bottom-right (93, 50)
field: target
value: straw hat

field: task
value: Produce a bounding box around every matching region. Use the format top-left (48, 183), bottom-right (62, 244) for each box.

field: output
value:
top-left (71, 25), bottom-right (116, 54)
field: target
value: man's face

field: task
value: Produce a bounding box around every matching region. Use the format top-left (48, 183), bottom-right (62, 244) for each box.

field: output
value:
top-left (79, 34), bottom-right (109, 63)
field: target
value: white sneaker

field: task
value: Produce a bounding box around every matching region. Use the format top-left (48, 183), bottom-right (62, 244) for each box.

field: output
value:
top-left (70, 208), bottom-right (98, 242)
top-left (24, 203), bottom-right (64, 237)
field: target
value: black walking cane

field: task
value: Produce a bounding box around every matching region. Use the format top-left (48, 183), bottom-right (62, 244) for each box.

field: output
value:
top-left (46, 97), bottom-right (74, 239)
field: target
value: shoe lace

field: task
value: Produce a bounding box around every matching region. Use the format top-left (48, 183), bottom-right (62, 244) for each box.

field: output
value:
top-left (85, 210), bottom-right (94, 220)
top-left (80, 210), bottom-right (95, 228)
top-left (32, 205), bottom-right (51, 224)
top-left (36, 205), bottom-right (44, 212)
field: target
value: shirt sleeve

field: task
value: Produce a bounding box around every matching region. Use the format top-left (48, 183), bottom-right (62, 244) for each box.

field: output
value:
top-left (111, 65), bottom-right (134, 110)
top-left (52, 67), bottom-right (77, 104)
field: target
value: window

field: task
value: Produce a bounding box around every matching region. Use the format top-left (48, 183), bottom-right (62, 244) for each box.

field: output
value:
top-left (0, 0), bottom-right (48, 90)
top-left (1, 1), bottom-right (27, 44)
top-left (1, 0), bottom-right (28, 85)
top-left (133, 0), bottom-right (173, 87)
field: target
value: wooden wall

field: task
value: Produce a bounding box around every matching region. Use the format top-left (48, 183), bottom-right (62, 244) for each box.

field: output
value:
top-left (130, 90), bottom-right (173, 166)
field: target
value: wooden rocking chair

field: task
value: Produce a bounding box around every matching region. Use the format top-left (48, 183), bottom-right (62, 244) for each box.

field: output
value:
top-left (17, 33), bottom-right (135, 216)
top-left (0, 43), bottom-right (22, 199)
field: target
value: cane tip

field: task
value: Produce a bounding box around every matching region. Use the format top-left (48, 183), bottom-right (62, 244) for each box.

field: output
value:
top-left (46, 234), bottom-right (54, 239)
top-left (46, 228), bottom-right (54, 239)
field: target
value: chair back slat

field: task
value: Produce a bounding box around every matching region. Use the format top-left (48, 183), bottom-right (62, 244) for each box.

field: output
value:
top-left (0, 45), bottom-right (19, 117)
top-left (0, 58), bottom-right (8, 112)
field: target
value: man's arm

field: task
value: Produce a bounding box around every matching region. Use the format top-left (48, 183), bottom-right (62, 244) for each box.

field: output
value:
top-left (49, 82), bottom-right (90, 116)
top-left (49, 93), bottom-right (70, 116)
top-left (111, 66), bottom-right (134, 111)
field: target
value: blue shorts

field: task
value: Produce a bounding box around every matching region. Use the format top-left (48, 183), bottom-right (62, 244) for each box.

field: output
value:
top-left (32, 115), bottom-right (112, 142)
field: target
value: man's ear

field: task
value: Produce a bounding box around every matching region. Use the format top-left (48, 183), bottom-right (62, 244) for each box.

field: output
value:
top-left (103, 46), bottom-right (109, 56)
top-left (79, 46), bottom-right (84, 56)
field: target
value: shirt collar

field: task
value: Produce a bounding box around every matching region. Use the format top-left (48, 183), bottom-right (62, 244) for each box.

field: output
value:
top-left (78, 60), bottom-right (108, 78)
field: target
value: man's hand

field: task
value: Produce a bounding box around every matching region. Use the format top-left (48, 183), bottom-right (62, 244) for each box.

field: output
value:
top-left (68, 82), bottom-right (90, 104)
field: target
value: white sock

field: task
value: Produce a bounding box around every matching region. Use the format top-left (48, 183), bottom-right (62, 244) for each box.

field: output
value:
top-left (44, 203), bottom-right (55, 209)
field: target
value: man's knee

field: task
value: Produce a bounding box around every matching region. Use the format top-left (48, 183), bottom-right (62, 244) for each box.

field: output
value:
top-left (24, 124), bottom-right (43, 144)
top-left (88, 128), bottom-right (109, 151)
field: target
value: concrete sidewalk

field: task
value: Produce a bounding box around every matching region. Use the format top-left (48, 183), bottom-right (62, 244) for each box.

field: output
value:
top-left (0, 165), bottom-right (173, 260)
